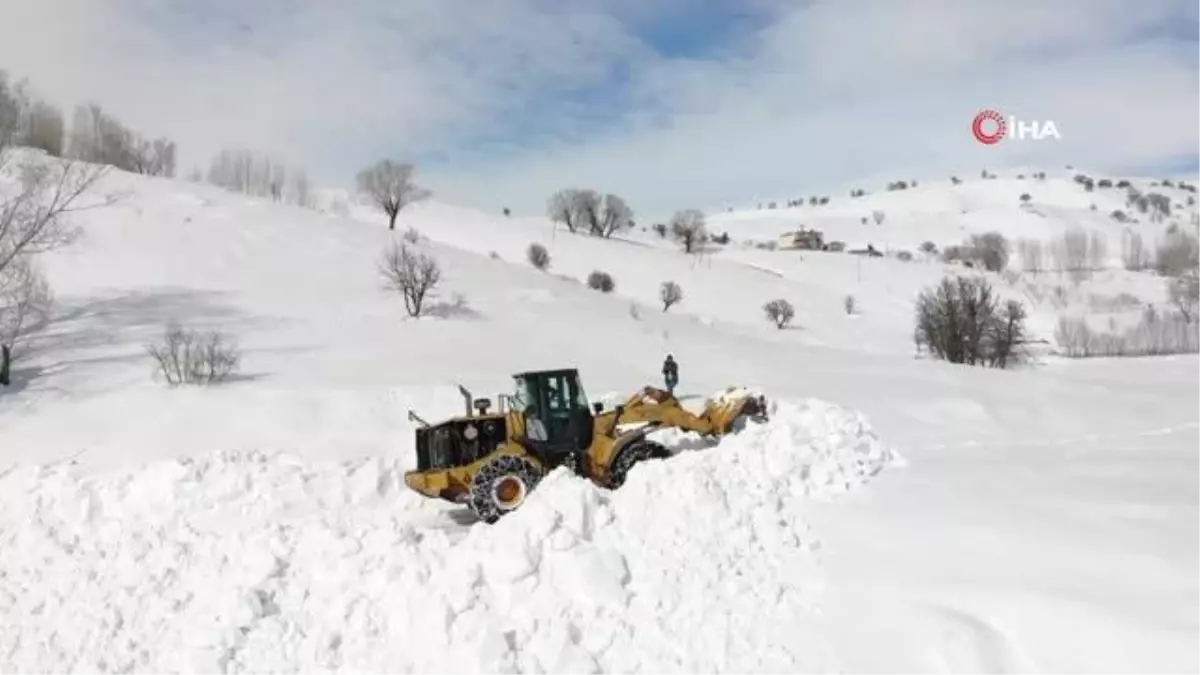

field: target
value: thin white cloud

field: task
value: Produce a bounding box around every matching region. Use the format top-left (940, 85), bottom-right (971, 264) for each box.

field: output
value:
top-left (0, 0), bottom-right (1195, 220)
top-left (431, 0), bottom-right (1199, 218)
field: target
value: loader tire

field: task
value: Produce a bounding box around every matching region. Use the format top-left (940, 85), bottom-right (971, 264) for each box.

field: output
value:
top-left (729, 411), bottom-right (768, 434)
top-left (468, 455), bottom-right (542, 524)
top-left (608, 440), bottom-right (667, 490)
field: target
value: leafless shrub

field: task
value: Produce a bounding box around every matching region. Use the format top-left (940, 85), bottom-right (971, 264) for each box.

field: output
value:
top-left (402, 227), bottom-right (422, 244)
top-left (379, 242), bottom-right (441, 317)
top-left (763, 299), bottom-right (795, 329)
top-left (895, 250), bottom-right (913, 262)
top-left (1055, 307), bottom-right (1198, 357)
top-left (356, 160), bottom-right (431, 230)
top-left (660, 280), bottom-right (683, 311)
top-left (145, 324), bottom-right (241, 386)
top-left (872, 210), bottom-right (885, 225)
top-left (527, 242), bottom-right (551, 270)
top-left (670, 209), bottom-right (707, 253)
top-left (587, 270), bottom-right (615, 293)
top-left (919, 241), bottom-right (938, 255)
top-left (914, 275), bottom-right (1027, 368)
top-left (1155, 228), bottom-right (1199, 278)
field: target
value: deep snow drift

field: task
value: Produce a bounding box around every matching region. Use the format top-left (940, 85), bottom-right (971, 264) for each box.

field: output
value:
top-left (1, 155), bottom-right (1196, 673)
top-left (0, 399), bottom-right (896, 673)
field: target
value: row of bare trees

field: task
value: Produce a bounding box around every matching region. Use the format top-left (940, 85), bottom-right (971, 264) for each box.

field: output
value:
top-left (68, 103), bottom-right (176, 177)
top-left (207, 148), bottom-right (314, 207)
top-left (2, 71), bottom-right (177, 177)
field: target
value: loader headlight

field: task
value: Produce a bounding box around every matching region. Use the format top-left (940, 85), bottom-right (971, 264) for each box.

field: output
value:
top-left (463, 424), bottom-right (479, 441)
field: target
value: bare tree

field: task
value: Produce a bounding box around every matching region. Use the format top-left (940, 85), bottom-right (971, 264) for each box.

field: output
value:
top-left (660, 281), bottom-right (683, 311)
top-left (914, 275), bottom-right (1027, 368)
top-left (0, 155), bottom-right (108, 386)
top-left (1, 159), bottom-right (109, 273)
top-left (584, 192), bottom-right (634, 238)
top-left (0, 256), bottom-right (52, 385)
top-left (357, 160), bottom-right (430, 231)
top-left (129, 137), bottom-right (177, 178)
top-left (548, 189), bottom-right (586, 233)
top-left (872, 210), bottom-right (885, 226)
top-left (379, 242), bottom-right (441, 317)
top-left (1169, 271), bottom-right (1199, 323)
top-left (763, 299), bottom-right (795, 329)
top-left (669, 208), bottom-right (707, 253)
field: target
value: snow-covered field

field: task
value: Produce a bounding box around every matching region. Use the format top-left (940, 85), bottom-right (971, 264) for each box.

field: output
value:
top-left (1, 157), bottom-right (1197, 673)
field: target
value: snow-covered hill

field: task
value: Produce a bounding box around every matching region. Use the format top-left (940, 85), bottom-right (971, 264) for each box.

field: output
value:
top-left (704, 168), bottom-right (1199, 258)
top-left (1, 156), bottom-right (1196, 673)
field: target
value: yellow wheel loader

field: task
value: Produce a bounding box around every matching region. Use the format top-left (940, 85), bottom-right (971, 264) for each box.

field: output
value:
top-left (402, 368), bottom-right (767, 523)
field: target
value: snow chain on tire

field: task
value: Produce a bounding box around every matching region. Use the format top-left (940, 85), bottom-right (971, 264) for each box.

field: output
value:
top-left (468, 455), bottom-right (543, 524)
top-left (608, 440), bottom-right (666, 490)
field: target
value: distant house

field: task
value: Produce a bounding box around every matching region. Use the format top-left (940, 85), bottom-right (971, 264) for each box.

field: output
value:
top-left (776, 226), bottom-right (825, 251)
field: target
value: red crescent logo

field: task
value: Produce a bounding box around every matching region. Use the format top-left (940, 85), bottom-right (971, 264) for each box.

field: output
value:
top-left (972, 110), bottom-right (1006, 145)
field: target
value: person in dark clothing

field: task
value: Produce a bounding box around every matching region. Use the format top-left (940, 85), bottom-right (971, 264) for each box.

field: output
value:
top-left (662, 354), bottom-right (679, 395)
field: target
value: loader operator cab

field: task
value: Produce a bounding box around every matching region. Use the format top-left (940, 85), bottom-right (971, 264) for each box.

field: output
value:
top-left (512, 368), bottom-right (595, 463)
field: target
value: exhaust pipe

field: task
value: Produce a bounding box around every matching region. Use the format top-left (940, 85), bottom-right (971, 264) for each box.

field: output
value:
top-left (457, 384), bottom-right (473, 416)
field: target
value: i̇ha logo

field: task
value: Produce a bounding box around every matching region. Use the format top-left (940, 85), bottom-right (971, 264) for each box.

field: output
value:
top-left (972, 109), bottom-right (1060, 145)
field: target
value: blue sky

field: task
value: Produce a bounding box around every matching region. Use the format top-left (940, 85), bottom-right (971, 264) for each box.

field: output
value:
top-left (1, 0), bottom-right (1197, 220)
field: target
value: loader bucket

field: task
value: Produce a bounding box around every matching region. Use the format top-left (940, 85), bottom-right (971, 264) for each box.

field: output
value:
top-left (701, 389), bottom-right (769, 434)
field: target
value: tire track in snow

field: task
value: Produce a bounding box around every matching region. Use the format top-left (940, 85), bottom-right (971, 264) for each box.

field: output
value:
top-left (923, 604), bottom-right (1034, 674)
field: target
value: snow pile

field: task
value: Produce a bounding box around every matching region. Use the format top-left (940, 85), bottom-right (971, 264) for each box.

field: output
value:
top-left (0, 398), bottom-right (896, 673)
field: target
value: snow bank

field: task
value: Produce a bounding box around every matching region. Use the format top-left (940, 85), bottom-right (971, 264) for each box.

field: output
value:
top-left (0, 398), bottom-right (897, 673)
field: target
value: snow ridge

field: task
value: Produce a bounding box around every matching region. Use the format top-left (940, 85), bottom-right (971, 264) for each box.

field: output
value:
top-left (0, 397), bottom-right (897, 673)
